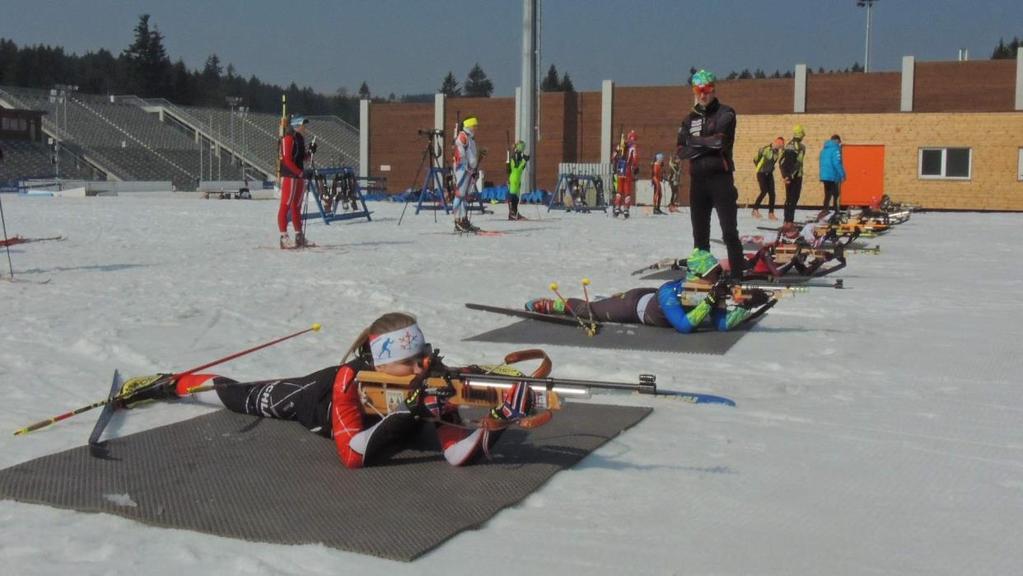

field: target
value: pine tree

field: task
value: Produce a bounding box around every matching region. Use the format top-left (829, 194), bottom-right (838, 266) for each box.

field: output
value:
top-left (122, 14), bottom-right (171, 97)
top-left (541, 64), bottom-right (560, 91)
top-left (559, 72), bottom-right (575, 93)
top-left (991, 36), bottom-right (1021, 59)
top-left (358, 81), bottom-right (370, 99)
top-left (463, 63), bottom-right (493, 97)
top-left (439, 71), bottom-right (461, 96)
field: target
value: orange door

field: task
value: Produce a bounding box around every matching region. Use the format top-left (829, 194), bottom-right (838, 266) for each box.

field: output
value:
top-left (841, 145), bottom-right (885, 208)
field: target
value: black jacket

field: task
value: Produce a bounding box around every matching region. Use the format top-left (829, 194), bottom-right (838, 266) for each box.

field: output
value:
top-left (676, 98), bottom-right (736, 177)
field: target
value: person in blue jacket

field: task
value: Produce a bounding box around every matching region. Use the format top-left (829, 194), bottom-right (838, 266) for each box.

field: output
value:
top-left (524, 249), bottom-right (772, 333)
top-left (818, 134), bottom-right (846, 220)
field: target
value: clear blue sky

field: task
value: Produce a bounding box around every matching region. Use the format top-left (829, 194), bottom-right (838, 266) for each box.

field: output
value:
top-left (2, 0), bottom-right (1021, 97)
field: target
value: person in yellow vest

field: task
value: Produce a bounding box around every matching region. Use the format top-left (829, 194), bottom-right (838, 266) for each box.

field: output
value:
top-left (779, 125), bottom-right (807, 235)
top-left (751, 137), bottom-right (784, 219)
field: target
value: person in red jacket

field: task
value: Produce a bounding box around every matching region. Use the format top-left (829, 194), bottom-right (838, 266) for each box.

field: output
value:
top-left (612, 130), bottom-right (639, 218)
top-left (164, 313), bottom-right (543, 469)
top-left (651, 153), bottom-right (665, 214)
top-left (278, 116), bottom-right (313, 249)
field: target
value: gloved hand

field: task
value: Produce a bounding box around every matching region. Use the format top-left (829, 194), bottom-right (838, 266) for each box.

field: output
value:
top-left (308, 141), bottom-right (318, 154)
top-left (489, 381), bottom-right (536, 422)
top-left (705, 279), bottom-right (732, 307)
top-left (302, 168), bottom-right (315, 178)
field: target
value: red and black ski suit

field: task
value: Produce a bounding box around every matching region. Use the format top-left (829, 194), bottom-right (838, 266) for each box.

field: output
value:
top-left (179, 360), bottom-right (498, 469)
top-left (278, 130), bottom-right (308, 234)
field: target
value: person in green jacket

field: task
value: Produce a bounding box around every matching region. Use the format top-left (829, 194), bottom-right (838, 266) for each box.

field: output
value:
top-left (506, 140), bottom-right (530, 220)
top-left (751, 137), bottom-right (784, 219)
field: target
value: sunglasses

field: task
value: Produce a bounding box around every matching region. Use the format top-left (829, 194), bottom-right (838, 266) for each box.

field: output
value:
top-left (693, 84), bottom-right (715, 96)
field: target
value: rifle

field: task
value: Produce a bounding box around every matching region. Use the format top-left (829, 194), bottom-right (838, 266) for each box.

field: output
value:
top-left (353, 348), bottom-right (735, 414)
top-left (276, 94), bottom-right (287, 181)
top-left (355, 349), bottom-right (562, 417)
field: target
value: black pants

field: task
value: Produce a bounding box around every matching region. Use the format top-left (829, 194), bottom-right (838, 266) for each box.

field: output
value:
top-left (214, 366), bottom-right (338, 438)
top-left (690, 172), bottom-right (744, 279)
top-left (753, 173), bottom-right (775, 212)
top-left (822, 181), bottom-right (841, 212)
top-left (564, 288), bottom-right (670, 327)
top-left (783, 176), bottom-right (803, 223)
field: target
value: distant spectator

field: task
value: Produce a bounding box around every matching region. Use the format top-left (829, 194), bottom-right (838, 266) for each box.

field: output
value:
top-left (278, 116), bottom-right (311, 248)
top-left (751, 137), bottom-right (784, 220)
top-left (651, 153), bottom-right (665, 214)
top-left (779, 125), bottom-right (807, 233)
top-left (817, 134), bottom-right (846, 220)
top-left (667, 155), bottom-right (682, 212)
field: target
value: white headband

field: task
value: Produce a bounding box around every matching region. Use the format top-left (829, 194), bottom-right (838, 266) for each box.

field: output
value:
top-left (369, 323), bottom-right (427, 366)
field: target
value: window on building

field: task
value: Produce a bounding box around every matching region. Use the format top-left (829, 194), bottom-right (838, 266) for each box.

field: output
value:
top-left (919, 148), bottom-right (972, 180)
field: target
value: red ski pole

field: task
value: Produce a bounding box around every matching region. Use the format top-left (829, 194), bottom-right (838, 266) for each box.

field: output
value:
top-left (173, 322), bottom-right (321, 378)
top-left (13, 323), bottom-right (321, 436)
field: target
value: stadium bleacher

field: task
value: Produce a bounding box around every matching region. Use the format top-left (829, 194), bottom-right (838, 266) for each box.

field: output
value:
top-left (0, 85), bottom-right (359, 190)
top-left (0, 139), bottom-right (95, 183)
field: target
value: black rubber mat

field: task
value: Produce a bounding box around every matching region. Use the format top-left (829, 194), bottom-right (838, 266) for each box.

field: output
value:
top-left (0, 403), bottom-right (650, 561)
top-left (465, 317), bottom-right (753, 354)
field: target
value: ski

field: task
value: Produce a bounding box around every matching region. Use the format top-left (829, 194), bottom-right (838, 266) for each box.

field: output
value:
top-left (456, 228), bottom-right (504, 237)
top-left (0, 235), bottom-right (64, 247)
top-left (631, 258), bottom-right (684, 276)
top-left (655, 389), bottom-right (736, 406)
top-left (466, 302), bottom-right (598, 326)
top-left (87, 370), bottom-right (124, 458)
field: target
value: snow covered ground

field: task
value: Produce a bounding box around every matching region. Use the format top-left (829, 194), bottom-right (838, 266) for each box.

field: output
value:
top-left (1, 194), bottom-right (1021, 576)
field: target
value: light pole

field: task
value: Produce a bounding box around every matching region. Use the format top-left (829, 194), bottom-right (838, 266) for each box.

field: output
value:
top-left (857, 0), bottom-right (879, 73)
top-left (226, 96), bottom-right (241, 173)
top-left (50, 83), bottom-right (78, 185)
top-left (238, 106), bottom-right (248, 179)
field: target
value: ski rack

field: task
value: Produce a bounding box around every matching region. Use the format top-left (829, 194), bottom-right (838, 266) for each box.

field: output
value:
top-left (302, 166), bottom-right (372, 225)
top-left (547, 173), bottom-right (608, 213)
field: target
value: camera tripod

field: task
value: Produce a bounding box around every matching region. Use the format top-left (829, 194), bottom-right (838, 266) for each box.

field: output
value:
top-left (398, 129), bottom-right (451, 226)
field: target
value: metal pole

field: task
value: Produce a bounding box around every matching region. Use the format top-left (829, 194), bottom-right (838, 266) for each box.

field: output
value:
top-left (520, 0), bottom-right (537, 196)
top-left (857, 0), bottom-right (878, 73)
top-left (865, 2), bottom-right (872, 72)
top-left (54, 92), bottom-right (60, 181)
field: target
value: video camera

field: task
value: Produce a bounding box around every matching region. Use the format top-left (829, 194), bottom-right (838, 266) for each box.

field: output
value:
top-left (417, 128), bottom-right (445, 139)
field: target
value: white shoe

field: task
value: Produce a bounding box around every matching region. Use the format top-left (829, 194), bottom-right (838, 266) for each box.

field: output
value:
top-left (280, 234), bottom-right (295, 249)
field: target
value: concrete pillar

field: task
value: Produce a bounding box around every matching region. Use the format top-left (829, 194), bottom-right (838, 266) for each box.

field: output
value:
top-left (434, 93), bottom-right (445, 134)
top-left (901, 56), bottom-right (915, 112)
top-left (1016, 47), bottom-right (1023, 111)
top-left (601, 79), bottom-right (614, 163)
top-left (794, 64), bottom-right (807, 113)
top-left (359, 99), bottom-right (369, 179)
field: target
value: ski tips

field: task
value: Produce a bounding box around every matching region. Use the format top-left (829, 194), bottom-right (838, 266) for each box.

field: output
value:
top-left (311, 323), bottom-right (322, 332)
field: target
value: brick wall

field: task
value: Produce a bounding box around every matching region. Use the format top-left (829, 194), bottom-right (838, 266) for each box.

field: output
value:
top-left (807, 71), bottom-right (901, 113)
top-left (369, 60), bottom-right (1023, 208)
top-left (368, 102), bottom-right (432, 193)
top-left (735, 113), bottom-right (1023, 211)
top-left (915, 60), bottom-right (1016, 112)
